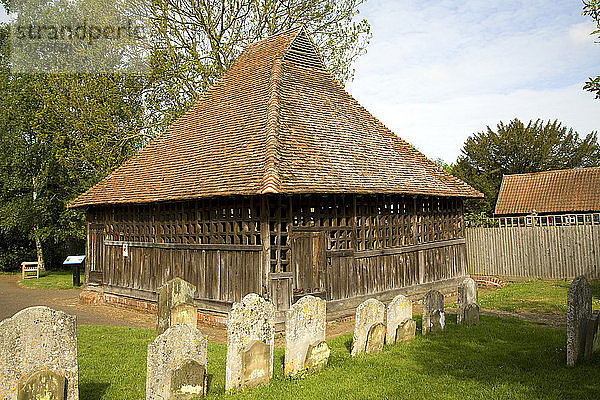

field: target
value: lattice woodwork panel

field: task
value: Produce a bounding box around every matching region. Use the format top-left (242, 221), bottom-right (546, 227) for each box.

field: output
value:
top-left (99, 197), bottom-right (261, 246)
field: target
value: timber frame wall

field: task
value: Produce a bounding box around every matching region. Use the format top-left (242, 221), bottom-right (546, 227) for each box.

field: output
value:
top-left (85, 194), bottom-right (467, 317)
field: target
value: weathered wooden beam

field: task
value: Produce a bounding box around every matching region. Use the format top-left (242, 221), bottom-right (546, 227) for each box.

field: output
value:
top-left (103, 240), bottom-right (261, 251)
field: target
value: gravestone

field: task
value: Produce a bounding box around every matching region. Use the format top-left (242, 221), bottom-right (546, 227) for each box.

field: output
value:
top-left (284, 295), bottom-right (327, 375)
top-left (304, 341), bottom-right (331, 372)
top-left (584, 310), bottom-right (600, 359)
top-left (422, 290), bottom-right (445, 335)
top-left (351, 298), bottom-right (385, 356)
top-left (567, 275), bottom-right (592, 366)
top-left (395, 319), bottom-right (417, 343)
top-left (17, 371), bottom-right (66, 400)
top-left (457, 277), bottom-right (479, 324)
top-left (241, 341), bottom-right (271, 389)
top-left (170, 304), bottom-right (198, 327)
top-left (146, 324), bottom-right (208, 400)
top-left (157, 277), bottom-right (197, 335)
top-left (386, 294), bottom-right (414, 344)
top-left (170, 360), bottom-right (206, 400)
top-left (0, 306), bottom-right (78, 400)
top-left (365, 322), bottom-right (386, 354)
top-left (225, 293), bottom-right (275, 392)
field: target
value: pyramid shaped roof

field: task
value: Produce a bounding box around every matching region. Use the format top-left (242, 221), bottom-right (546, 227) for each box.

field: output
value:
top-left (70, 27), bottom-right (482, 208)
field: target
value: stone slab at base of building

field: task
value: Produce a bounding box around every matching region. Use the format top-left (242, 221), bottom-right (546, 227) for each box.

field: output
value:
top-left (79, 291), bottom-right (227, 327)
top-left (0, 306), bottom-right (78, 400)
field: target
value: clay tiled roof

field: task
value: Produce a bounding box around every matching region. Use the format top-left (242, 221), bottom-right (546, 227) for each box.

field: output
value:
top-left (69, 27), bottom-right (482, 208)
top-left (495, 167), bottom-right (600, 215)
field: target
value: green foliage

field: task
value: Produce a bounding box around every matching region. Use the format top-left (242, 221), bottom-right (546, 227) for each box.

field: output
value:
top-left (583, 0), bottom-right (600, 99)
top-left (453, 118), bottom-right (600, 215)
top-left (479, 280), bottom-right (600, 315)
top-left (77, 318), bottom-right (600, 400)
top-left (140, 0), bottom-right (372, 130)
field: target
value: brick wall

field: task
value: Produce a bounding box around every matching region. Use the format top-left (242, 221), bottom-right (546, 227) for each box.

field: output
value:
top-left (79, 291), bottom-right (227, 327)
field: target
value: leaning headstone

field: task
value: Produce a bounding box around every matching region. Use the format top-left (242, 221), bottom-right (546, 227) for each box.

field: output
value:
top-left (395, 319), bottom-right (417, 343)
top-left (225, 293), bottom-right (275, 392)
top-left (567, 275), bottom-right (592, 366)
top-left (146, 324), bottom-right (208, 400)
top-left (386, 294), bottom-right (414, 344)
top-left (0, 306), bottom-right (78, 400)
top-left (457, 277), bottom-right (479, 324)
top-left (284, 295), bottom-right (328, 376)
top-left (584, 310), bottom-right (600, 359)
top-left (365, 322), bottom-right (386, 354)
top-left (17, 371), bottom-right (66, 400)
top-left (351, 298), bottom-right (385, 356)
top-left (157, 277), bottom-right (197, 335)
top-left (304, 341), bottom-right (331, 372)
top-left (422, 290), bottom-right (445, 335)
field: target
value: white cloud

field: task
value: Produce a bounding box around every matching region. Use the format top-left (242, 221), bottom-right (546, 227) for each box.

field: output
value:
top-left (360, 84), bottom-right (599, 163)
top-left (347, 0), bottom-right (600, 163)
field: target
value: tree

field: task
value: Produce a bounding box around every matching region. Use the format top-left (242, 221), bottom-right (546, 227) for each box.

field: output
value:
top-left (583, 0), bottom-right (600, 98)
top-left (137, 0), bottom-right (371, 130)
top-left (453, 118), bottom-right (600, 215)
top-left (0, 16), bottom-right (148, 271)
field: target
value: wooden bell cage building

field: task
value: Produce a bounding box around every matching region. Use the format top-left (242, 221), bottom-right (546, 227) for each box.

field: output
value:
top-left (70, 27), bottom-right (482, 321)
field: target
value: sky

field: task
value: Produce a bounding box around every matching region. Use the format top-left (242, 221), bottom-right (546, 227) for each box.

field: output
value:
top-left (346, 0), bottom-right (600, 163)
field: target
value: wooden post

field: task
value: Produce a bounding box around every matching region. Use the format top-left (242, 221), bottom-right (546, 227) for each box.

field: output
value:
top-left (260, 196), bottom-right (271, 299)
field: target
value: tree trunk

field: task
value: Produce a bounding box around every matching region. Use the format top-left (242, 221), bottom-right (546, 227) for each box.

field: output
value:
top-left (33, 177), bottom-right (45, 272)
top-left (34, 227), bottom-right (46, 273)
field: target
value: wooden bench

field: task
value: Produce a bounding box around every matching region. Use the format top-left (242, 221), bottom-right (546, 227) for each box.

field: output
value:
top-left (21, 261), bottom-right (39, 279)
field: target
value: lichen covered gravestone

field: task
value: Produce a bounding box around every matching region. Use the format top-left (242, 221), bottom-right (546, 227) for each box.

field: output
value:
top-left (351, 298), bottom-right (385, 356)
top-left (422, 290), bottom-right (445, 335)
top-left (457, 277), bottom-right (479, 324)
top-left (567, 275), bottom-right (592, 366)
top-left (146, 324), bottom-right (208, 400)
top-left (284, 295), bottom-right (328, 375)
top-left (304, 341), bottom-right (330, 372)
top-left (385, 294), bottom-right (414, 344)
top-left (17, 370), bottom-right (66, 400)
top-left (365, 322), bottom-right (386, 354)
top-left (225, 293), bottom-right (275, 391)
top-left (157, 277), bottom-right (198, 335)
top-left (0, 306), bottom-right (78, 400)
top-left (395, 319), bottom-right (417, 343)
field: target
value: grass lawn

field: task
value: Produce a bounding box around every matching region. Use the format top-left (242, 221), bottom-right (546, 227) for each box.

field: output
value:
top-left (19, 270), bottom-right (81, 290)
top-left (78, 315), bottom-right (600, 400)
top-left (478, 279), bottom-right (600, 314)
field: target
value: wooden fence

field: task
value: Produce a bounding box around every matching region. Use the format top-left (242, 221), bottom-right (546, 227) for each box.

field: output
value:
top-left (466, 213), bottom-right (600, 279)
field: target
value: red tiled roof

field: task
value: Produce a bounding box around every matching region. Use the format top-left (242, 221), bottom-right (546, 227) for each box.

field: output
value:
top-left (495, 167), bottom-right (600, 215)
top-left (69, 27), bottom-right (482, 208)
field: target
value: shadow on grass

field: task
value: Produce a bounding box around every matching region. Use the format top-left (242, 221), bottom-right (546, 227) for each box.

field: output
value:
top-left (79, 381), bottom-right (110, 400)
